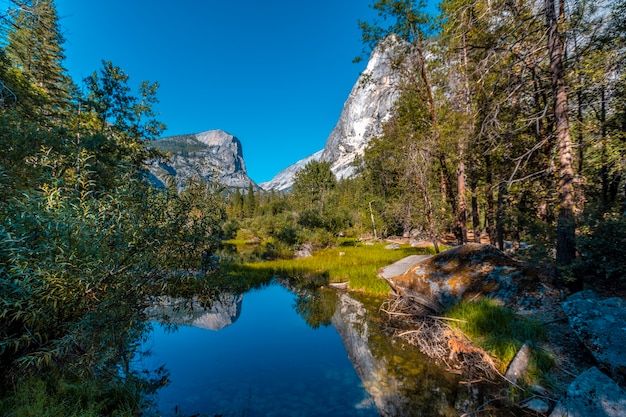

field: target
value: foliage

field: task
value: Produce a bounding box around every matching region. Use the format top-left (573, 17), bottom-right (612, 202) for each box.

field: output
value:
top-left (291, 160), bottom-right (337, 211)
top-left (571, 213), bottom-right (626, 284)
top-left (360, 88), bottom-right (449, 244)
top-left (0, 2), bottom-right (226, 413)
top-left (159, 177), bottom-right (227, 270)
top-left (0, 374), bottom-right (151, 417)
top-left (3, 0), bottom-right (72, 121)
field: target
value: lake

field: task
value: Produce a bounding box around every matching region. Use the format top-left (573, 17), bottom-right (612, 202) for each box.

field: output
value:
top-left (138, 280), bottom-right (467, 417)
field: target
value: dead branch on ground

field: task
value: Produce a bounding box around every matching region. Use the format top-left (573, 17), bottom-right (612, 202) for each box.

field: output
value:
top-left (381, 295), bottom-right (500, 383)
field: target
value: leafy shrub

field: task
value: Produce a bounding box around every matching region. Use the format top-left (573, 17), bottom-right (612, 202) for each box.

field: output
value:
top-left (573, 213), bottom-right (626, 285)
top-left (275, 225), bottom-right (299, 246)
top-left (0, 174), bottom-right (227, 394)
top-left (235, 228), bottom-right (258, 242)
top-left (221, 218), bottom-right (241, 239)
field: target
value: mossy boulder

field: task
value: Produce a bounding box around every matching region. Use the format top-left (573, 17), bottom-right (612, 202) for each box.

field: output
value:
top-left (380, 243), bottom-right (535, 312)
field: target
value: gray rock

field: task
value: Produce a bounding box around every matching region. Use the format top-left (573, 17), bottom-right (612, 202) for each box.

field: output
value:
top-left (149, 129), bottom-right (258, 190)
top-left (504, 342), bottom-right (531, 385)
top-left (549, 367), bottom-right (626, 417)
top-left (261, 36), bottom-right (406, 191)
top-left (378, 254), bottom-right (432, 280)
top-left (522, 398), bottom-right (550, 414)
top-left (562, 290), bottom-right (626, 373)
top-left (384, 243), bottom-right (401, 250)
top-left (381, 244), bottom-right (531, 311)
top-left (295, 243), bottom-right (314, 258)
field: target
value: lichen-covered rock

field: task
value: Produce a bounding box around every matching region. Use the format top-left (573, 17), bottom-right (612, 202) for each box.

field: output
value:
top-left (562, 290), bottom-right (626, 374)
top-left (549, 366), bottom-right (626, 417)
top-left (381, 243), bottom-right (533, 311)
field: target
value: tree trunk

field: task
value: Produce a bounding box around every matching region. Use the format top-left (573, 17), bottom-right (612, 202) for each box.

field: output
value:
top-left (456, 31), bottom-right (471, 245)
top-left (496, 182), bottom-right (506, 251)
top-left (485, 154), bottom-right (497, 246)
top-left (600, 85), bottom-right (609, 214)
top-left (546, 0), bottom-right (577, 271)
top-left (470, 173), bottom-right (481, 243)
top-left (457, 158), bottom-right (468, 244)
top-left (414, 39), bottom-right (460, 244)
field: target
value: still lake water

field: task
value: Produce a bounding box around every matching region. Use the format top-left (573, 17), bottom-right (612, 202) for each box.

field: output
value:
top-left (139, 281), bottom-right (466, 417)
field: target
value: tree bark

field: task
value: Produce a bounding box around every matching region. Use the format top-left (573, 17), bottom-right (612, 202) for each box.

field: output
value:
top-left (470, 173), bottom-right (481, 243)
top-left (546, 0), bottom-right (577, 270)
top-left (485, 154), bottom-right (497, 246)
top-left (414, 39), bottom-right (460, 244)
top-left (496, 182), bottom-right (506, 251)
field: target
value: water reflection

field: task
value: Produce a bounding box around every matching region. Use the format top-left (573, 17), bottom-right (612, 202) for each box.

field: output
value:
top-left (146, 293), bottom-right (243, 331)
top-left (141, 283), bottom-right (378, 417)
top-left (332, 292), bottom-right (467, 417)
top-left (142, 280), bottom-right (476, 417)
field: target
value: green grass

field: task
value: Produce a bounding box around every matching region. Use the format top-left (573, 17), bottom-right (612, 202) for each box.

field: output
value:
top-left (444, 298), bottom-right (554, 380)
top-left (228, 239), bottom-right (435, 295)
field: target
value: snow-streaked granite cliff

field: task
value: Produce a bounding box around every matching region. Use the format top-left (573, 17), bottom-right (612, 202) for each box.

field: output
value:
top-left (261, 37), bottom-right (403, 191)
top-left (148, 129), bottom-right (258, 190)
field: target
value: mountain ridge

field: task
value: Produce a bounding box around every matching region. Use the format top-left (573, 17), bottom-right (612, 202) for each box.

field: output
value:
top-left (261, 37), bottom-right (404, 191)
top-left (148, 129), bottom-right (259, 190)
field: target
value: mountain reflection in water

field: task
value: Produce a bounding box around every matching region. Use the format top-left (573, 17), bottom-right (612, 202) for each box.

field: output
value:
top-left (146, 293), bottom-right (243, 331)
top-left (140, 281), bottom-right (472, 417)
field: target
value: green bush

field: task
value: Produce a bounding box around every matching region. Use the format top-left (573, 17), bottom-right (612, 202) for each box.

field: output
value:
top-left (235, 228), bottom-right (258, 242)
top-left (0, 372), bottom-right (156, 417)
top-left (0, 173), bottom-right (227, 408)
top-left (221, 218), bottom-right (241, 239)
top-left (275, 225), bottom-right (299, 246)
top-left (573, 213), bottom-right (626, 285)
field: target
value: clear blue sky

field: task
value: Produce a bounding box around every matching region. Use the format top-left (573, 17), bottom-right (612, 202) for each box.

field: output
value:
top-left (52, 1), bottom-right (432, 184)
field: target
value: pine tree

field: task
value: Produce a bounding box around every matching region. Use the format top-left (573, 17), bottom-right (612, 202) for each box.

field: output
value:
top-left (4, 0), bottom-right (72, 121)
top-left (245, 182), bottom-right (256, 217)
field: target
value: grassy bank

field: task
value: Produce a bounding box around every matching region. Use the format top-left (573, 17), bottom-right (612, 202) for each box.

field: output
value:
top-left (444, 298), bottom-right (554, 382)
top-left (225, 239), bottom-right (435, 295)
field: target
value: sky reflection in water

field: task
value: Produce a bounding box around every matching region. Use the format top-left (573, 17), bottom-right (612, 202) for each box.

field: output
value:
top-left (140, 283), bottom-right (378, 417)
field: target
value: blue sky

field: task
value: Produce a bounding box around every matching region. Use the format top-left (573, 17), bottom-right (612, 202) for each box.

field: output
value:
top-left (51, 1), bottom-right (434, 183)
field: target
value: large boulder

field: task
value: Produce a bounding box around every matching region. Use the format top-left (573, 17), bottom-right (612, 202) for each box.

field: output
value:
top-left (562, 290), bottom-right (626, 375)
top-left (379, 243), bottom-right (535, 311)
top-left (549, 366), bottom-right (626, 417)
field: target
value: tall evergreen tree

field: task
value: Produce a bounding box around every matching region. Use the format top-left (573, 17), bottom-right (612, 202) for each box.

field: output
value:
top-left (4, 0), bottom-right (72, 120)
top-left (545, 0), bottom-right (577, 275)
top-left (245, 182), bottom-right (257, 217)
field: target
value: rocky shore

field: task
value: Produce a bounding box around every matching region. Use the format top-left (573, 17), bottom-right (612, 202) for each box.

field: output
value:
top-left (378, 243), bottom-right (626, 416)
